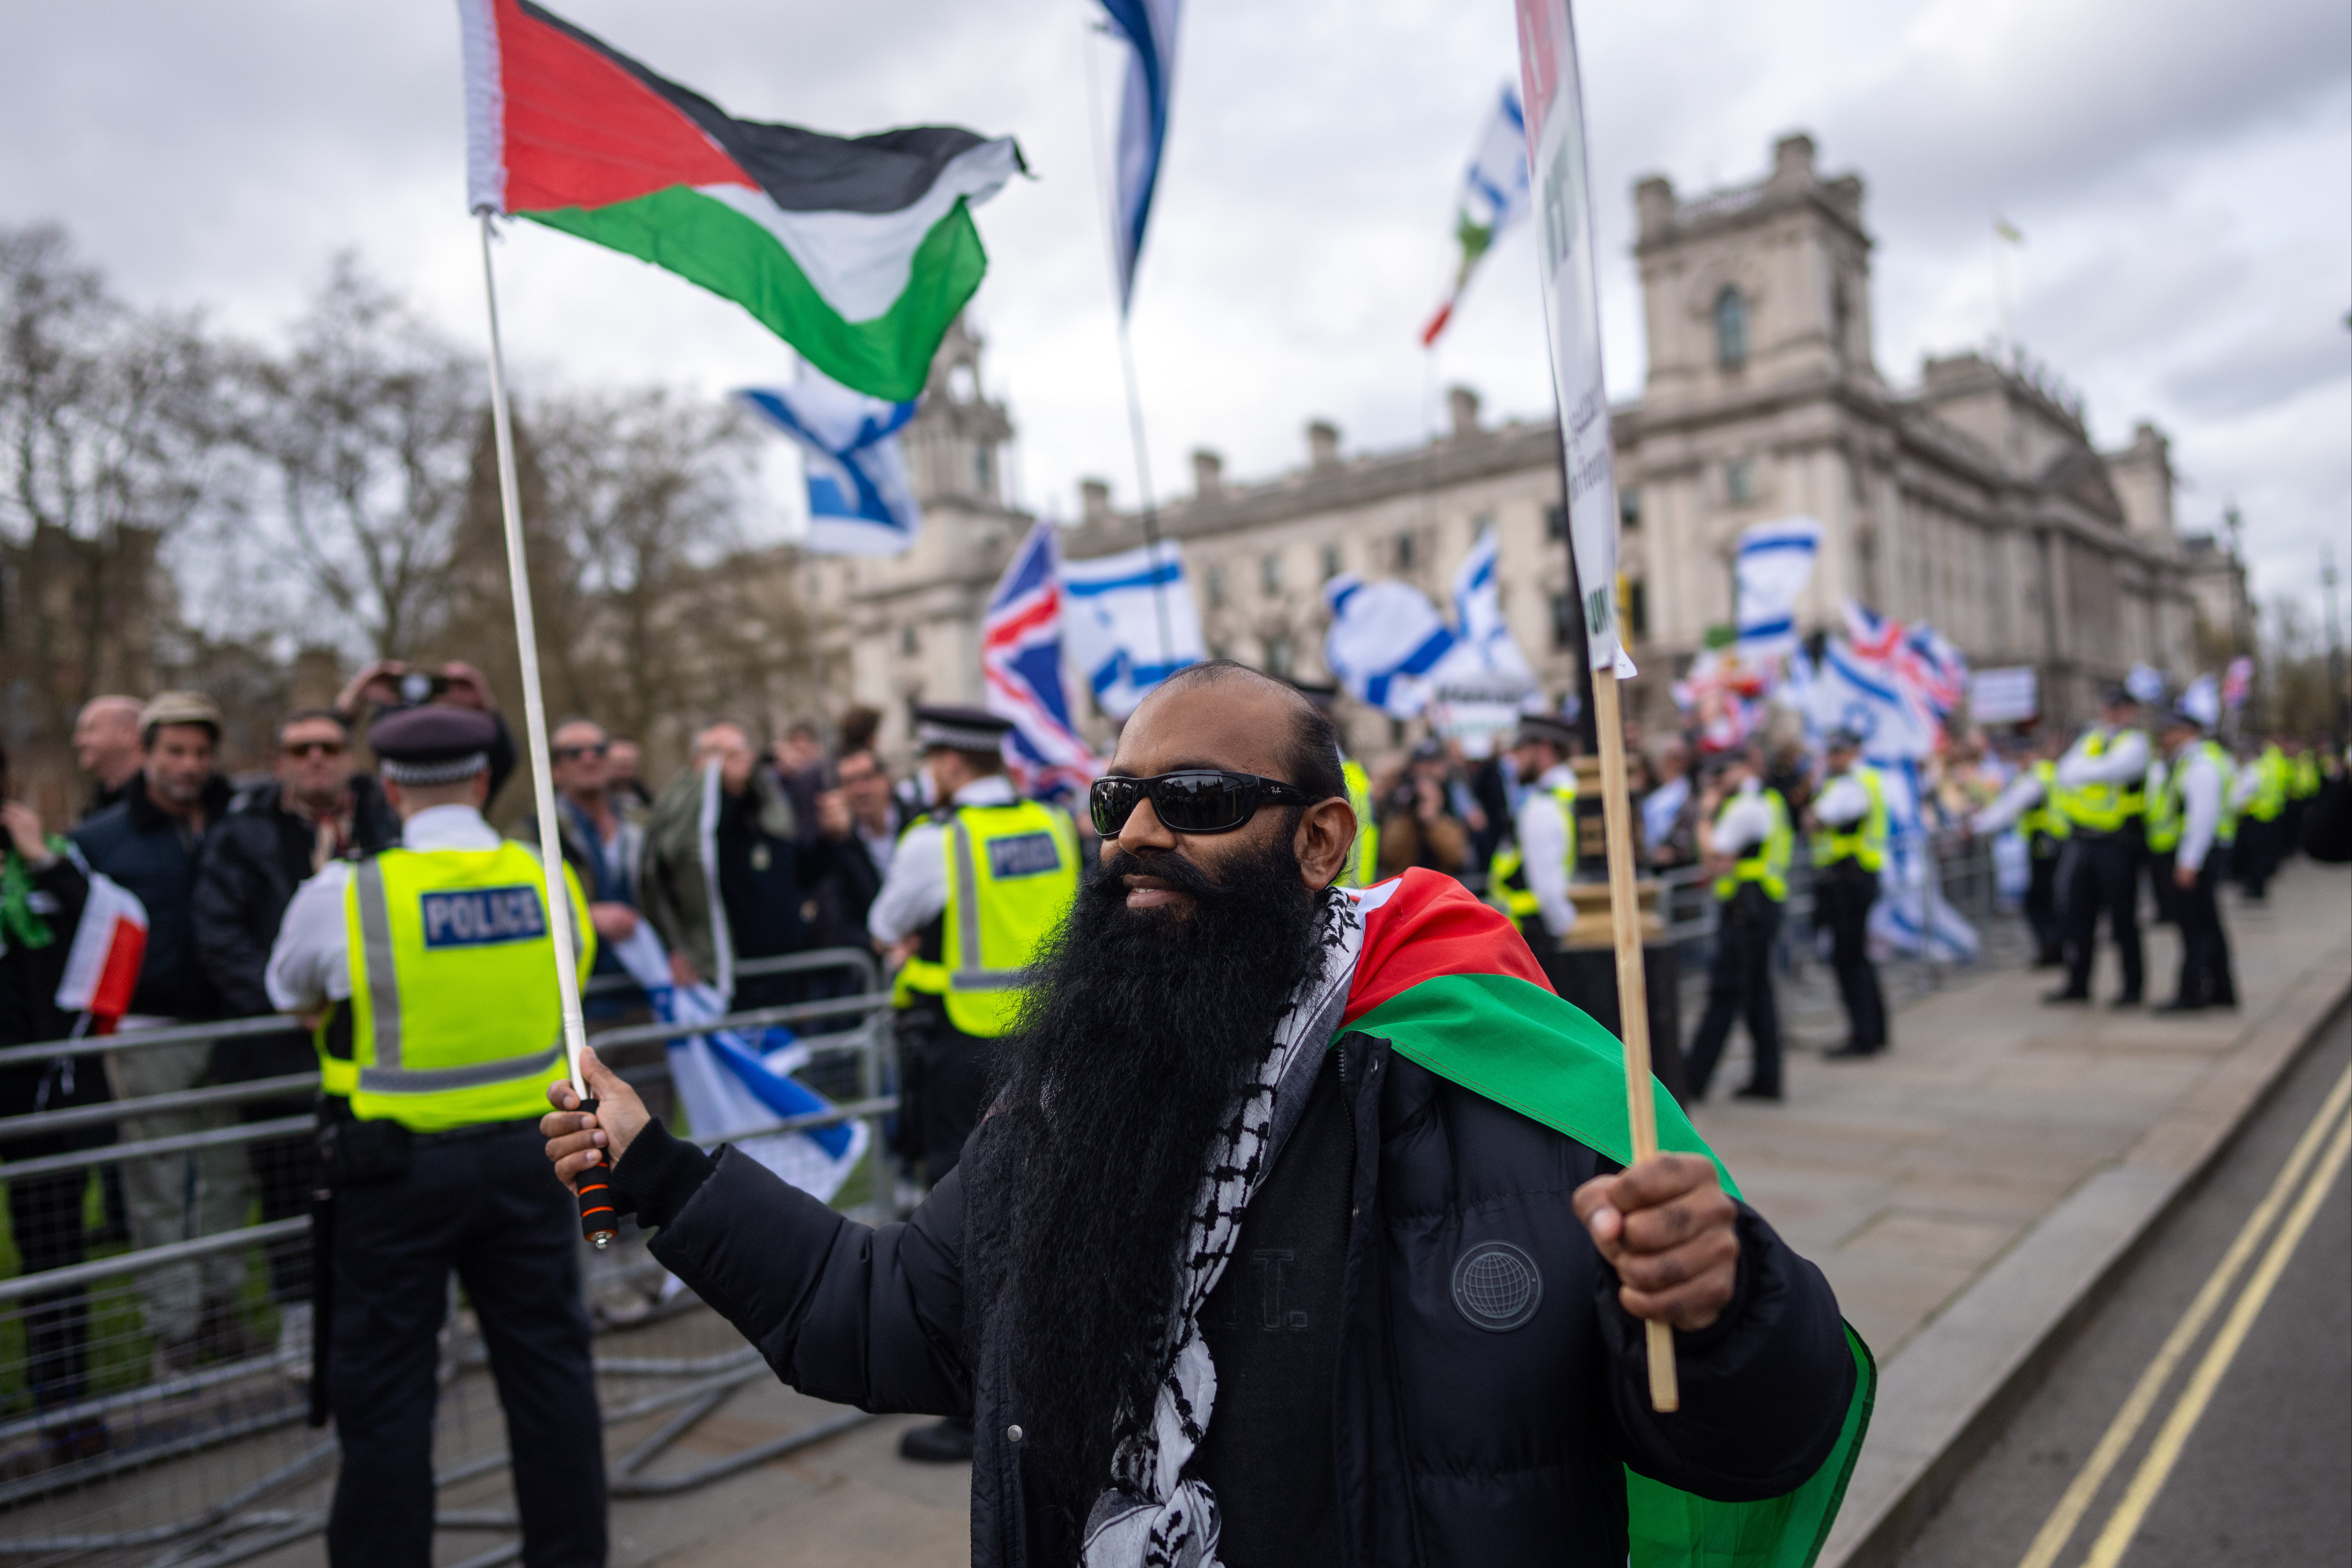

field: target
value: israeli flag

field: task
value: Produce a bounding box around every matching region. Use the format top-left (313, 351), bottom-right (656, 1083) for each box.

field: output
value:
top-left (1100, 0), bottom-right (1182, 315)
top-left (1735, 515), bottom-right (1822, 658)
top-left (1059, 539), bottom-right (1204, 719)
top-left (1864, 761), bottom-right (1980, 964)
top-left (605, 925), bottom-right (867, 1203)
top-left (1798, 639), bottom-right (1941, 761)
top-left (736, 371), bottom-right (920, 556)
top-left (1324, 574), bottom-right (1457, 718)
top-left (1441, 526), bottom-right (1535, 681)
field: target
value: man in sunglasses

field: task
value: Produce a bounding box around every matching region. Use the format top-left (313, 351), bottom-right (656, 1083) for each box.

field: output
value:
top-left (545, 664), bottom-right (1859, 1567)
top-left (195, 706), bottom-right (401, 1373)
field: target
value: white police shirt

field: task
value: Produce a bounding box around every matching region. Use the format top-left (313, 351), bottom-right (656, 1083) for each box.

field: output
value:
top-left (265, 803), bottom-right (504, 1014)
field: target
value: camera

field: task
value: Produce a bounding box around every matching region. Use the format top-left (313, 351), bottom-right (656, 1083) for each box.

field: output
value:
top-left (397, 671), bottom-right (452, 705)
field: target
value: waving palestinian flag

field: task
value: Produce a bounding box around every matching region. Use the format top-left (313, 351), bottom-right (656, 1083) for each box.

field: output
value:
top-left (1341, 871), bottom-right (1875, 1568)
top-left (458, 0), bottom-right (1022, 401)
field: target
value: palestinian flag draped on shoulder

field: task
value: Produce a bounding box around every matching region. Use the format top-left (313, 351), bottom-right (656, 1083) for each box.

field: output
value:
top-left (458, 0), bottom-right (1022, 401)
top-left (1340, 870), bottom-right (1874, 1568)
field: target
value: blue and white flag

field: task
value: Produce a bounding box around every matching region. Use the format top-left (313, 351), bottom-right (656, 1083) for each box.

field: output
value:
top-left (1442, 526), bottom-right (1535, 682)
top-left (986, 523), bottom-right (1101, 798)
top-left (1100, 0), bottom-right (1182, 315)
top-left (1734, 515), bottom-right (1822, 659)
top-left (1865, 761), bottom-right (1980, 964)
top-left (1796, 638), bottom-right (1942, 762)
top-left (604, 924), bottom-right (868, 1203)
top-left (1060, 539), bottom-right (1204, 719)
top-left (736, 370), bottom-right (920, 556)
top-left (1421, 85), bottom-right (1530, 345)
top-left (1323, 574), bottom-right (1457, 718)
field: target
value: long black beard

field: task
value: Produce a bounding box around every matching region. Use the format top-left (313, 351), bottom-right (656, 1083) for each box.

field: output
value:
top-left (985, 828), bottom-right (1326, 1540)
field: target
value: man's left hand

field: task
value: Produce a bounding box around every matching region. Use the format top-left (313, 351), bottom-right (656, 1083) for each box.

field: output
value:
top-left (1573, 1153), bottom-right (1740, 1331)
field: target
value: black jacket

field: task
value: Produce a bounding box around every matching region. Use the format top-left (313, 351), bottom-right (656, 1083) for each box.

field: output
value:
top-left (619, 1029), bottom-right (1856, 1566)
top-left (70, 771), bottom-right (234, 1022)
top-left (192, 775), bottom-right (399, 1079)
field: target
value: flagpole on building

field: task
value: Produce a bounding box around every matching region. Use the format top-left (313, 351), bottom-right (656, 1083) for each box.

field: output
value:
top-left (475, 211), bottom-right (614, 1249)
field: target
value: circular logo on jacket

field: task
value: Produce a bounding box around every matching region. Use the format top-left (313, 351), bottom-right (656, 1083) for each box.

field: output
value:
top-left (1451, 1240), bottom-right (1542, 1332)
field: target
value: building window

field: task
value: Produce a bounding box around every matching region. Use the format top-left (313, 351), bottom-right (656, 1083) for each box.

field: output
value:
top-left (1545, 504), bottom-right (1566, 541)
top-left (1263, 636), bottom-right (1295, 679)
top-left (1261, 552), bottom-right (1283, 596)
top-left (900, 625), bottom-right (919, 657)
top-left (1205, 564), bottom-right (1227, 609)
top-left (1319, 542), bottom-right (1342, 582)
top-left (1627, 579), bottom-right (1649, 640)
top-left (1714, 285), bottom-right (1748, 370)
top-left (1395, 532), bottom-right (1417, 570)
top-left (1550, 591), bottom-right (1578, 651)
top-left (1619, 487), bottom-right (1641, 531)
top-left (1726, 459), bottom-right (1754, 505)
top-left (973, 443), bottom-right (993, 497)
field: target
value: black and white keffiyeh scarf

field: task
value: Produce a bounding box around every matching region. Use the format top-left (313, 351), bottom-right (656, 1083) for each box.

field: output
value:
top-left (1079, 889), bottom-right (1365, 1568)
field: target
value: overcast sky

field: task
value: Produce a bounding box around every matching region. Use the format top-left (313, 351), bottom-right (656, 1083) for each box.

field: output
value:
top-left (6, 0), bottom-right (2345, 628)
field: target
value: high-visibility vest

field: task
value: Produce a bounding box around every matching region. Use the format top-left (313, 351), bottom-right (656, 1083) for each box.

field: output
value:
top-left (1712, 788), bottom-right (1793, 902)
top-left (2147, 741), bottom-right (2238, 853)
top-left (2291, 751), bottom-right (2321, 799)
top-left (321, 842), bottom-right (595, 1132)
top-left (1338, 758), bottom-right (1380, 889)
top-left (2054, 729), bottom-right (2145, 833)
top-left (2019, 759), bottom-right (2070, 853)
top-left (2245, 745), bottom-right (2288, 822)
top-left (1488, 783), bottom-right (1579, 930)
top-left (1811, 765), bottom-right (1888, 872)
top-left (896, 799), bottom-right (1079, 1038)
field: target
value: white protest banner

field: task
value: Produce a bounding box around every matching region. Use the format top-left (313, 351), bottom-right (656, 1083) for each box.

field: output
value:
top-left (1514, 0), bottom-right (1629, 678)
top-left (1968, 666), bottom-right (2038, 725)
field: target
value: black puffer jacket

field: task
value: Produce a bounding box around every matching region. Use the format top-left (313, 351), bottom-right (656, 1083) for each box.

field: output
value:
top-left (624, 1028), bottom-right (1855, 1566)
top-left (192, 775), bottom-right (399, 1079)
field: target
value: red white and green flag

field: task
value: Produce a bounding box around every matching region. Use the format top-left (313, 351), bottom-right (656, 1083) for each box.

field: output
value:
top-left (457, 0), bottom-right (1023, 402)
top-left (1341, 870), bottom-right (1875, 1568)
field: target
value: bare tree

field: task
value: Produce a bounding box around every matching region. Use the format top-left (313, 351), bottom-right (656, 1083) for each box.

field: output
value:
top-left (0, 222), bottom-right (227, 738)
top-left (233, 254), bottom-right (481, 660)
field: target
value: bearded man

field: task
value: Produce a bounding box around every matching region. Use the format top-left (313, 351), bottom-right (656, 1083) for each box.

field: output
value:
top-left (545, 664), bottom-right (1868, 1568)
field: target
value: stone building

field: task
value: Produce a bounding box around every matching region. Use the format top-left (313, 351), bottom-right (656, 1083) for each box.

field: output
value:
top-left (814, 133), bottom-right (2242, 760)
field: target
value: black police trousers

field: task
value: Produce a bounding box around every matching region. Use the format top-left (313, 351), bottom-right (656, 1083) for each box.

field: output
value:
top-left (1815, 860), bottom-right (1887, 1050)
top-left (2169, 862), bottom-right (2237, 1009)
top-left (2025, 843), bottom-right (2066, 965)
top-left (895, 1004), bottom-right (996, 1185)
top-left (2061, 833), bottom-right (2143, 1001)
top-left (326, 1122), bottom-right (605, 1568)
top-left (1687, 885), bottom-right (1784, 1098)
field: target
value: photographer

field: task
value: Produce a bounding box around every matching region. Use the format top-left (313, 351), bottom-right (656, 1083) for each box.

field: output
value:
top-left (332, 659), bottom-right (518, 807)
top-left (1375, 738), bottom-right (1470, 880)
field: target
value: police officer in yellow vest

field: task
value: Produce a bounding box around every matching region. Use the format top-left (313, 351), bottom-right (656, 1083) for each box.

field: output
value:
top-left (866, 705), bottom-right (1077, 1463)
top-left (2150, 709), bottom-right (2238, 1012)
top-left (1971, 732), bottom-right (2072, 967)
top-left (2047, 686), bottom-right (2150, 1008)
top-left (1809, 732), bottom-right (1889, 1059)
top-left (2231, 738), bottom-right (2291, 901)
top-left (1684, 748), bottom-right (1793, 1103)
top-left (266, 706), bottom-right (605, 1568)
top-left (1488, 714), bottom-right (1579, 981)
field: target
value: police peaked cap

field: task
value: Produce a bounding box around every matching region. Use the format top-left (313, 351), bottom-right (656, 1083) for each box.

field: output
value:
top-left (1514, 714), bottom-right (1579, 752)
top-left (370, 705), bottom-right (496, 784)
top-left (913, 704), bottom-right (1014, 754)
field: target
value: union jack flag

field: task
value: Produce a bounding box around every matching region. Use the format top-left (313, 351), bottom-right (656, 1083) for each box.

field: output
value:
top-left (1843, 600), bottom-right (1968, 718)
top-left (983, 522), bottom-right (1101, 800)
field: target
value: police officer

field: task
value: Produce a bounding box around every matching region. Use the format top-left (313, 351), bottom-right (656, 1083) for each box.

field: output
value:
top-left (1488, 714), bottom-right (1579, 981)
top-left (2232, 736), bottom-right (2290, 900)
top-left (1810, 732), bottom-right (1889, 1059)
top-left (2046, 687), bottom-right (2149, 1008)
top-left (2149, 708), bottom-right (2237, 1013)
top-left (266, 707), bottom-right (605, 1567)
top-left (1684, 748), bottom-right (1792, 1103)
top-left (1972, 732), bottom-right (2071, 966)
top-left (866, 704), bottom-right (1077, 1463)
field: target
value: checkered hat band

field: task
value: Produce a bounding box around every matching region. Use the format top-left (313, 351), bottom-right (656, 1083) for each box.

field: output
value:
top-left (379, 752), bottom-right (488, 785)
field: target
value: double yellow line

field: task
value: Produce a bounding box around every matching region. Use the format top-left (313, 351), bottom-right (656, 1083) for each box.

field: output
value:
top-left (2016, 1061), bottom-right (2352, 1568)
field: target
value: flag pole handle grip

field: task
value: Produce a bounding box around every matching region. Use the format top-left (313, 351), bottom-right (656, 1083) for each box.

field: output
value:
top-left (1592, 668), bottom-right (1679, 1413)
top-left (575, 1097), bottom-right (618, 1250)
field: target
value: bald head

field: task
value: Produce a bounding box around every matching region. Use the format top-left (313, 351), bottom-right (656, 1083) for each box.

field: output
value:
top-left (74, 695), bottom-right (145, 789)
top-left (1137, 661), bottom-right (1345, 803)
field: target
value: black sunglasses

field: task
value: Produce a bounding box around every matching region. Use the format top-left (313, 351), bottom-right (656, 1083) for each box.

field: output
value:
top-left (1090, 770), bottom-right (1313, 837)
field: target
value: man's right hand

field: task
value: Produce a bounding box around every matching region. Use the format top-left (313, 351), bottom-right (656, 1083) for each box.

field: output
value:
top-left (543, 1047), bottom-right (649, 1191)
top-left (668, 950), bottom-right (701, 988)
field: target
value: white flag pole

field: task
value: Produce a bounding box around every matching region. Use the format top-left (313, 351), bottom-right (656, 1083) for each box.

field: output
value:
top-left (474, 211), bottom-right (613, 1247)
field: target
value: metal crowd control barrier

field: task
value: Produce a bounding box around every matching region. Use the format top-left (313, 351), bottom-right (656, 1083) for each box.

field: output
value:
top-left (0, 947), bottom-right (901, 1565)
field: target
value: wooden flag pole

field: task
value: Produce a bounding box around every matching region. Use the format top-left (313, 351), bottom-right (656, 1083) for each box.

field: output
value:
top-left (1589, 664), bottom-right (1678, 1412)
top-left (476, 213), bottom-right (612, 1248)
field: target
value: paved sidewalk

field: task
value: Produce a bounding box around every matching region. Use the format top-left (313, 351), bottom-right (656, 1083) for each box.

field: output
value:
top-left (595, 863), bottom-right (2352, 1568)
